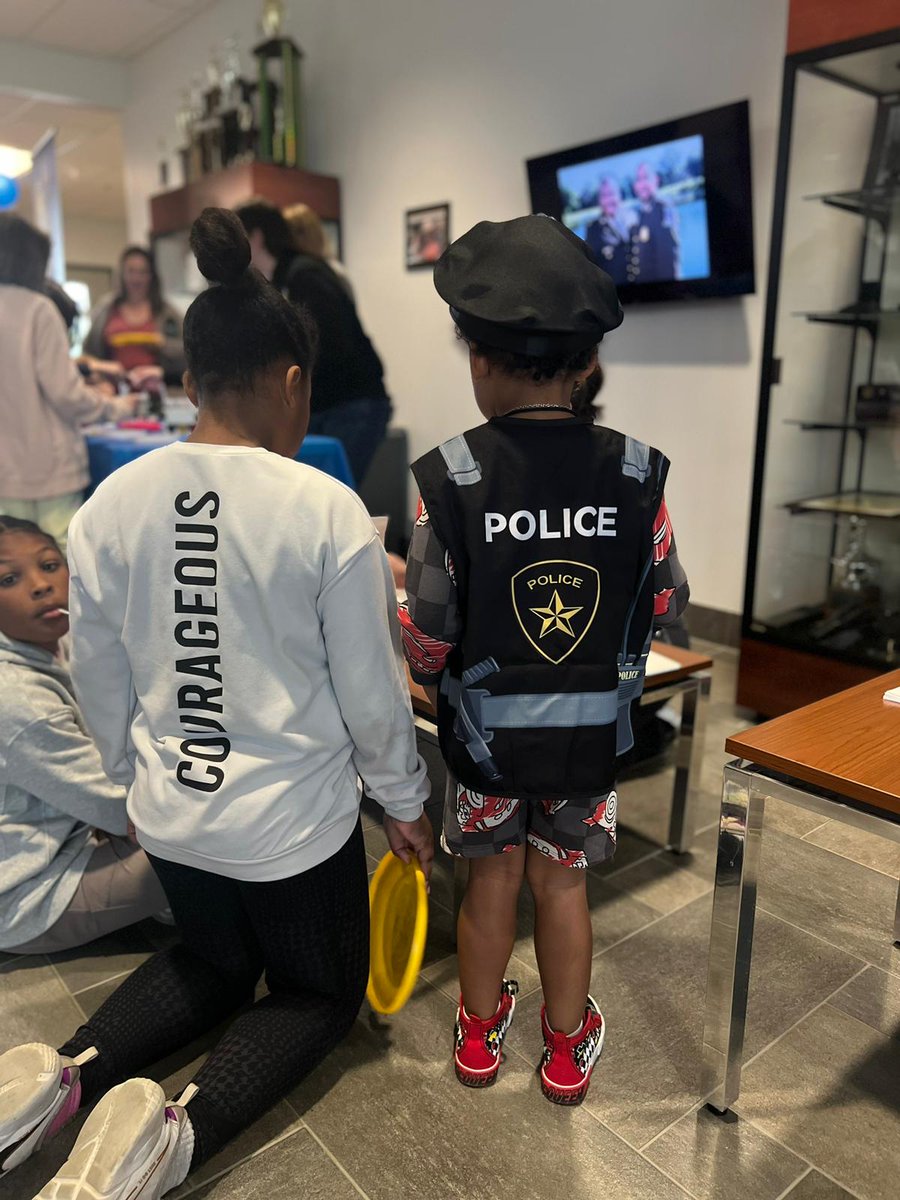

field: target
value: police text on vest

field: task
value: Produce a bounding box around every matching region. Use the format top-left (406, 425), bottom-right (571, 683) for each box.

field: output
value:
top-left (484, 507), bottom-right (618, 542)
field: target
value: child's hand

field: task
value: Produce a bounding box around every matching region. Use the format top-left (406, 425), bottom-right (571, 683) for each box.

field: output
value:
top-left (383, 813), bottom-right (434, 884)
top-left (128, 364), bottom-right (164, 387)
top-left (386, 552), bottom-right (407, 590)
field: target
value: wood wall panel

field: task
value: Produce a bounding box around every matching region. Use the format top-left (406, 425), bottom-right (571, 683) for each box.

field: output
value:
top-left (150, 162), bottom-right (340, 237)
top-left (737, 638), bottom-right (881, 717)
top-left (788, 0), bottom-right (900, 55)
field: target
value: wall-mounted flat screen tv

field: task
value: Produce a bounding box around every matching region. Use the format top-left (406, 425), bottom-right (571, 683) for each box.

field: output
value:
top-left (527, 100), bottom-right (755, 304)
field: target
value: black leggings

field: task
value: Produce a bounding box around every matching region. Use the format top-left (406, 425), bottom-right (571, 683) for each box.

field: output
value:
top-left (59, 820), bottom-right (369, 1169)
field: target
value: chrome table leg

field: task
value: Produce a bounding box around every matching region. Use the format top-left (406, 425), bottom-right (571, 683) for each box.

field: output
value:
top-left (702, 761), bottom-right (765, 1113)
top-left (668, 673), bottom-right (711, 854)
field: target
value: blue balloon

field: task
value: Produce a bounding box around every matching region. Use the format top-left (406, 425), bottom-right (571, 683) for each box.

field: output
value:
top-left (0, 175), bottom-right (19, 210)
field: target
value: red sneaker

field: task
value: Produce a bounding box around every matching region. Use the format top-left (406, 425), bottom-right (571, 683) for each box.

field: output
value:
top-left (453, 980), bottom-right (518, 1088)
top-left (540, 996), bottom-right (605, 1105)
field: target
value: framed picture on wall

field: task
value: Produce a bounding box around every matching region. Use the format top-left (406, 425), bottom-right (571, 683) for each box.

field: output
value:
top-left (405, 203), bottom-right (450, 269)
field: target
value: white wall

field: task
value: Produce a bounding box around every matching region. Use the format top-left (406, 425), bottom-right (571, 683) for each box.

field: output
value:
top-left (123, 0), bottom-right (790, 615)
top-left (64, 214), bottom-right (128, 270)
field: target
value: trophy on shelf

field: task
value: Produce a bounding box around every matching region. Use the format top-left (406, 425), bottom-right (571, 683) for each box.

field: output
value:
top-left (254, 0), bottom-right (305, 168)
top-left (187, 75), bottom-right (206, 181)
top-left (219, 37), bottom-right (256, 166)
top-left (193, 52), bottom-right (225, 175)
top-left (260, 0), bottom-right (286, 37)
top-left (829, 516), bottom-right (883, 611)
top-left (157, 136), bottom-right (169, 188)
top-left (168, 1), bottom-right (306, 186)
top-left (175, 89), bottom-right (194, 185)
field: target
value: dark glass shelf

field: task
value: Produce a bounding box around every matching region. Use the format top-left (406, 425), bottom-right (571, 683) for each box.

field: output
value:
top-left (784, 491), bottom-right (900, 519)
top-left (803, 184), bottom-right (899, 223)
top-left (750, 606), bottom-right (900, 671)
top-left (784, 420), bottom-right (869, 432)
top-left (793, 308), bottom-right (900, 331)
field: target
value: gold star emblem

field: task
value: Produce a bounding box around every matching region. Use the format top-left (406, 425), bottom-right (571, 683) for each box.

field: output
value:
top-left (529, 590), bottom-right (583, 639)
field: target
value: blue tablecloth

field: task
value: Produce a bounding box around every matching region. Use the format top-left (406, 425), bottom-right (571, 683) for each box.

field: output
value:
top-left (85, 431), bottom-right (355, 495)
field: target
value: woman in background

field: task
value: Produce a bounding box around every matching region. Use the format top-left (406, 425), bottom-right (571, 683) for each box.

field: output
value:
top-left (284, 202), bottom-right (355, 300)
top-left (83, 246), bottom-right (185, 388)
top-left (237, 199), bottom-right (391, 485)
top-left (0, 215), bottom-right (137, 549)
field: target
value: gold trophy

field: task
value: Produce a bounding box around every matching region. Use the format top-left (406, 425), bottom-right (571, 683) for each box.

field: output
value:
top-left (260, 0), bottom-right (285, 38)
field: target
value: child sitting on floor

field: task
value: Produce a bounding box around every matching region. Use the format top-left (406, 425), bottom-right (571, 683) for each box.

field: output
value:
top-left (0, 516), bottom-right (168, 956)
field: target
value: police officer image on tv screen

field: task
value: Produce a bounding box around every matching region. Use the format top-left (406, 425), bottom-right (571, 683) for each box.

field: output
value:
top-left (527, 100), bottom-right (755, 304)
top-left (558, 135), bottom-right (708, 287)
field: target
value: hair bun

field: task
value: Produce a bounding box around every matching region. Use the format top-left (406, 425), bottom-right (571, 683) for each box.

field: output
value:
top-left (190, 207), bottom-right (252, 286)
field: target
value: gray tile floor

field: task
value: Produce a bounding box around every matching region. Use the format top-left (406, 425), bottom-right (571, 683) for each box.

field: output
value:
top-left (2, 640), bottom-right (898, 1199)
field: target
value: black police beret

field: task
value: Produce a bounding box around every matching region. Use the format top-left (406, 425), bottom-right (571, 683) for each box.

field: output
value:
top-left (434, 214), bottom-right (623, 356)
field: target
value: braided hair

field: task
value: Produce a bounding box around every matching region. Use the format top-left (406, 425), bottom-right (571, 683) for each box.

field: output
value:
top-left (182, 207), bottom-right (318, 399)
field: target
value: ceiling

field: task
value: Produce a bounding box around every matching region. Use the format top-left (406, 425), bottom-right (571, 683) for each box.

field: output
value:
top-left (0, 0), bottom-right (216, 60)
top-left (0, 3), bottom-right (219, 224)
top-left (0, 92), bottom-right (125, 222)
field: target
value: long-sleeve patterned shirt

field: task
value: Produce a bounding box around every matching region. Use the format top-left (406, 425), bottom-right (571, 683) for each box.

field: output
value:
top-left (400, 494), bottom-right (689, 684)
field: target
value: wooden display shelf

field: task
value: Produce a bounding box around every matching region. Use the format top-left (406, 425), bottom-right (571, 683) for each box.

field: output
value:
top-left (150, 161), bottom-right (340, 237)
top-left (736, 635), bottom-right (882, 717)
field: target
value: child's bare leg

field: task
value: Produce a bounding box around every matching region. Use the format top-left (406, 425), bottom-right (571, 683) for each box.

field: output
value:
top-left (457, 845), bottom-right (527, 1018)
top-left (526, 846), bottom-right (592, 1033)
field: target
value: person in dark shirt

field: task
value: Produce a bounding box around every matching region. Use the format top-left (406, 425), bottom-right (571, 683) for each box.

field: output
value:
top-left (625, 163), bottom-right (680, 284)
top-left (584, 177), bottom-right (632, 285)
top-left (236, 200), bottom-right (391, 484)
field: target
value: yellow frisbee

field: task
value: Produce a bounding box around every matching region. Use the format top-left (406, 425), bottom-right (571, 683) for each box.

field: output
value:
top-left (366, 851), bottom-right (429, 1015)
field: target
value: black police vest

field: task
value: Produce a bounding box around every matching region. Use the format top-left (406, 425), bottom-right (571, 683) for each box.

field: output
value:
top-left (412, 416), bottom-right (668, 800)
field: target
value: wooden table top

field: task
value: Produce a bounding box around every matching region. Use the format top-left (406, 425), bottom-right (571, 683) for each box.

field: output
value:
top-left (643, 642), bottom-right (714, 687)
top-left (407, 641), bottom-right (713, 720)
top-left (725, 669), bottom-right (900, 818)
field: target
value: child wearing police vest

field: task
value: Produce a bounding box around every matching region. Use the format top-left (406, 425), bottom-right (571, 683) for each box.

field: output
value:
top-left (400, 215), bottom-right (688, 1104)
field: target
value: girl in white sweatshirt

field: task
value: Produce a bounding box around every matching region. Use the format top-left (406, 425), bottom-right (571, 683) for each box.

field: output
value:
top-left (0, 208), bottom-right (433, 1199)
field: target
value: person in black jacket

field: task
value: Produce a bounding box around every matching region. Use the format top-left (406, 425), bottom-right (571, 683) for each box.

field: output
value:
top-left (235, 200), bottom-right (391, 485)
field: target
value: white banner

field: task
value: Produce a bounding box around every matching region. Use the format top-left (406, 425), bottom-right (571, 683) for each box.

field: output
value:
top-left (31, 130), bottom-right (65, 283)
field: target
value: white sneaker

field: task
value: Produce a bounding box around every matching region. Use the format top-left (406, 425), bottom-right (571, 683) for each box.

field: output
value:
top-left (33, 1078), bottom-right (192, 1199)
top-left (0, 1043), bottom-right (96, 1175)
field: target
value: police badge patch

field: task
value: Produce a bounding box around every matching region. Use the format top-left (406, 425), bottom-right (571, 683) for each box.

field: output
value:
top-left (511, 560), bottom-right (600, 664)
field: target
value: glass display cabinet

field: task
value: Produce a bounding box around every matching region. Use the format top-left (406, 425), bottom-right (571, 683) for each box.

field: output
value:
top-left (739, 26), bottom-right (900, 716)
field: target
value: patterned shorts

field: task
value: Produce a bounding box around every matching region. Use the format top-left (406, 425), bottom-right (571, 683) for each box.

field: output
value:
top-left (442, 777), bottom-right (618, 869)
